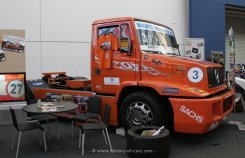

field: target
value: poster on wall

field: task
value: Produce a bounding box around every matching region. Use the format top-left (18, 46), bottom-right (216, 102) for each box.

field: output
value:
top-left (211, 51), bottom-right (224, 66)
top-left (1, 35), bottom-right (25, 53)
top-left (184, 38), bottom-right (205, 60)
top-left (0, 30), bottom-right (25, 73)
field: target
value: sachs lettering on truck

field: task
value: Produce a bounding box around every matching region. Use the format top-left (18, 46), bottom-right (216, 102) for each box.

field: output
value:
top-left (28, 17), bottom-right (234, 134)
top-left (179, 105), bottom-right (204, 123)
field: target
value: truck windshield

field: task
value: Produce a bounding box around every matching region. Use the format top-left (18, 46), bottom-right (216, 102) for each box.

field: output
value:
top-left (135, 21), bottom-right (179, 55)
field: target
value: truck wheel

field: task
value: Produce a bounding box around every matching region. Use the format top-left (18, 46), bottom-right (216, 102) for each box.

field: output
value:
top-left (120, 91), bottom-right (168, 130)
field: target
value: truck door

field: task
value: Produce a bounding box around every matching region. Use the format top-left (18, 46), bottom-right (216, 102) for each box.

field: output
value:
top-left (93, 22), bottom-right (136, 94)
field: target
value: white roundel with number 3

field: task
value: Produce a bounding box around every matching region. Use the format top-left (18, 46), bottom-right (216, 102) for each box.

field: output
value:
top-left (188, 67), bottom-right (203, 83)
top-left (7, 80), bottom-right (24, 98)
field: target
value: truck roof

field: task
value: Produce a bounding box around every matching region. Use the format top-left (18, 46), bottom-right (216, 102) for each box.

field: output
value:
top-left (93, 17), bottom-right (134, 24)
top-left (92, 17), bottom-right (172, 30)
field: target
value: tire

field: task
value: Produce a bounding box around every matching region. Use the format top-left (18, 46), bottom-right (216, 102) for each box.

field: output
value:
top-left (127, 126), bottom-right (170, 158)
top-left (120, 91), bottom-right (169, 130)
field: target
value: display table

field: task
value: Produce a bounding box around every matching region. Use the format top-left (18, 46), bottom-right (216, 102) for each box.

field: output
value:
top-left (22, 102), bottom-right (78, 152)
top-left (22, 102), bottom-right (78, 114)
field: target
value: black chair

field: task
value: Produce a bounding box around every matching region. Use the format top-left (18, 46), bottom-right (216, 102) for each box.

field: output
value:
top-left (78, 104), bottom-right (112, 156)
top-left (71, 96), bottom-right (101, 138)
top-left (29, 114), bottom-right (59, 140)
top-left (10, 107), bottom-right (47, 158)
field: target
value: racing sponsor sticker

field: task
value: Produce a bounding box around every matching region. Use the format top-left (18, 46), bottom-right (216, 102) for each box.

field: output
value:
top-left (179, 105), bottom-right (204, 123)
top-left (104, 77), bottom-right (120, 85)
top-left (135, 21), bottom-right (174, 36)
top-left (188, 67), bottom-right (203, 83)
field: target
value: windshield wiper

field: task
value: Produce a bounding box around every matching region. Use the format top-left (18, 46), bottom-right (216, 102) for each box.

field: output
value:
top-left (166, 52), bottom-right (180, 56)
top-left (142, 50), bottom-right (163, 55)
top-left (166, 52), bottom-right (176, 55)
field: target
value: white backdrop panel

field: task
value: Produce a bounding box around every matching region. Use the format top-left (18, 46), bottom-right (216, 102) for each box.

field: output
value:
top-left (0, 0), bottom-right (40, 41)
top-left (25, 42), bottom-right (42, 79)
top-left (41, 0), bottom-right (189, 44)
top-left (41, 42), bottom-right (91, 79)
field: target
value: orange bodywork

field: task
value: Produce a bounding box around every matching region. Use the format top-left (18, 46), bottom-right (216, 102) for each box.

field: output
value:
top-left (30, 17), bottom-right (234, 134)
top-left (170, 90), bottom-right (234, 133)
top-left (66, 80), bottom-right (91, 89)
top-left (32, 87), bottom-right (118, 126)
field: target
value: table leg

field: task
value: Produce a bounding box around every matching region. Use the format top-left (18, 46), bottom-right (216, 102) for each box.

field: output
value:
top-left (40, 122), bottom-right (63, 152)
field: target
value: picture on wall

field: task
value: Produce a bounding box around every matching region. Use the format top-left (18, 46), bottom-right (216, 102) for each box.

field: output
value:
top-left (184, 38), bottom-right (205, 60)
top-left (1, 34), bottom-right (25, 53)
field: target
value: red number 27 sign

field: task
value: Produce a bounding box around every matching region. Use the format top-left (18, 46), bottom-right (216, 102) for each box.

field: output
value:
top-left (0, 74), bottom-right (25, 102)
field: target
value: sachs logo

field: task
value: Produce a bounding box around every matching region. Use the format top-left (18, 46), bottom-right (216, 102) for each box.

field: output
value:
top-left (179, 105), bottom-right (204, 123)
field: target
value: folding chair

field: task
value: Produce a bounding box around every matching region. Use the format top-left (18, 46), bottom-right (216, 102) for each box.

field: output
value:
top-left (10, 107), bottom-right (47, 158)
top-left (78, 104), bottom-right (112, 156)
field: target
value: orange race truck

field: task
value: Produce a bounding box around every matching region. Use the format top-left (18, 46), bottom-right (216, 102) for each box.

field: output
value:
top-left (27, 17), bottom-right (234, 134)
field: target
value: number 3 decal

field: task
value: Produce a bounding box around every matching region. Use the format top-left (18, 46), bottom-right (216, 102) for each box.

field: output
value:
top-left (192, 70), bottom-right (198, 79)
top-left (188, 67), bottom-right (203, 83)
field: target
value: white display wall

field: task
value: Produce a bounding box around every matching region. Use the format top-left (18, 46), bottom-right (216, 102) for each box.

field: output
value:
top-left (0, 0), bottom-right (189, 79)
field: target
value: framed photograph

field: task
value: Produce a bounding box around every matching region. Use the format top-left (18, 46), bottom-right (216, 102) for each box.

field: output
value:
top-left (1, 35), bottom-right (25, 53)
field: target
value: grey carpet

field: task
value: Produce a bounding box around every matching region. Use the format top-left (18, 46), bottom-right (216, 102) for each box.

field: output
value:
top-left (0, 112), bottom-right (245, 158)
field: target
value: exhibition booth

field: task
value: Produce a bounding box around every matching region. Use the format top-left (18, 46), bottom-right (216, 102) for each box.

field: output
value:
top-left (0, 1), bottom-right (245, 158)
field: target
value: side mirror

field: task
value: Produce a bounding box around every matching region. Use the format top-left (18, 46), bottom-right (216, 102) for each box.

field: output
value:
top-left (120, 38), bottom-right (132, 56)
top-left (101, 42), bottom-right (111, 51)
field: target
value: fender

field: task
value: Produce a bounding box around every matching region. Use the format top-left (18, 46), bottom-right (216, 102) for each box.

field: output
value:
top-left (115, 81), bottom-right (138, 103)
top-left (116, 80), bottom-right (217, 104)
top-left (138, 80), bottom-right (211, 97)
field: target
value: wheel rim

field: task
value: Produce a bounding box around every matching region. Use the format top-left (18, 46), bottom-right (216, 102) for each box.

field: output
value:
top-left (126, 101), bottom-right (153, 127)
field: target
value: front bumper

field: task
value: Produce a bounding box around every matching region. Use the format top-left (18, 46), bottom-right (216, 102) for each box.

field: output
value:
top-left (169, 89), bottom-right (234, 134)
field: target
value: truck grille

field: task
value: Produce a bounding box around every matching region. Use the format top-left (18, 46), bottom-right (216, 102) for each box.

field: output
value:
top-left (207, 67), bottom-right (224, 88)
top-left (223, 96), bottom-right (233, 113)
